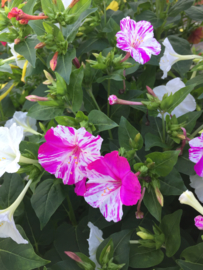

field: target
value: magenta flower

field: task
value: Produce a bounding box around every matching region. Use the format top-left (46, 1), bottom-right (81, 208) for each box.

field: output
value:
top-left (116, 16), bottom-right (161, 64)
top-left (189, 133), bottom-right (203, 177)
top-left (195, 215), bottom-right (203, 230)
top-left (38, 126), bottom-right (103, 185)
top-left (84, 151), bottom-right (141, 222)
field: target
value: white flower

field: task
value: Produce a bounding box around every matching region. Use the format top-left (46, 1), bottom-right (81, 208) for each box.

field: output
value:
top-left (0, 123), bottom-right (24, 177)
top-left (87, 222), bottom-right (104, 269)
top-left (153, 77), bottom-right (196, 118)
top-left (159, 38), bottom-right (203, 79)
top-left (8, 43), bottom-right (29, 69)
top-left (5, 111), bottom-right (39, 137)
top-left (179, 190), bottom-right (203, 215)
top-left (0, 179), bottom-right (32, 244)
top-left (62, 0), bottom-right (72, 9)
top-left (190, 174), bottom-right (203, 203)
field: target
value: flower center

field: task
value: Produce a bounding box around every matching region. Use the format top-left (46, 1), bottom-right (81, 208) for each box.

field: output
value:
top-left (101, 187), bottom-right (112, 196)
top-left (0, 157), bottom-right (6, 161)
top-left (131, 37), bottom-right (143, 49)
top-left (0, 222), bottom-right (4, 227)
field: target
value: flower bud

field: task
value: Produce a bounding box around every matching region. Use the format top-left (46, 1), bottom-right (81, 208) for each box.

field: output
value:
top-left (25, 95), bottom-right (49, 102)
top-left (19, 19), bottom-right (29, 25)
top-left (194, 216), bottom-right (203, 230)
top-left (146, 85), bottom-right (157, 97)
top-left (35, 42), bottom-right (46, 49)
top-left (108, 95), bottom-right (118, 105)
top-left (14, 38), bottom-right (21, 45)
top-left (43, 70), bottom-right (55, 84)
top-left (64, 251), bottom-right (82, 263)
top-left (179, 190), bottom-right (203, 215)
top-left (135, 210), bottom-right (144, 219)
top-left (50, 52), bottom-right (58, 71)
top-left (155, 187), bottom-right (164, 207)
top-left (137, 232), bottom-right (154, 240)
top-left (1, 41), bottom-right (7, 46)
top-left (72, 57), bottom-right (81, 69)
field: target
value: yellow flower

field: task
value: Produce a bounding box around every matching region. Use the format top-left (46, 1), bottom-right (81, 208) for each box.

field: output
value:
top-left (21, 60), bottom-right (29, 83)
top-left (0, 83), bottom-right (16, 102)
top-left (106, 0), bottom-right (119, 11)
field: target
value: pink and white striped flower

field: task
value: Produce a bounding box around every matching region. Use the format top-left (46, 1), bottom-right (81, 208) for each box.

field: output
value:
top-left (189, 133), bottom-right (203, 177)
top-left (38, 126), bottom-right (103, 185)
top-left (84, 151), bottom-right (141, 222)
top-left (116, 16), bottom-right (161, 64)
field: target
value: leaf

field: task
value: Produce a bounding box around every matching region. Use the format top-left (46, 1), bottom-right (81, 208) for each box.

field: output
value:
top-left (160, 210), bottom-right (182, 257)
top-left (186, 74), bottom-right (203, 87)
top-left (146, 151), bottom-right (180, 177)
top-left (28, 103), bottom-right (64, 120)
top-left (28, 20), bottom-right (45, 36)
top-left (136, 10), bottom-right (163, 29)
top-left (145, 133), bottom-right (167, 151)
top-left (77, 38), bottom-right (109, 56)
top-left (20, 140), bottom-right (39, 157)
top-left (0, 64), bottom-right (12, 73)
top-left (168, 0), bottom-right (194, 17)
top-left (96, 71), bottom-right (125, 83)
top-left (88, 110), bottom-right (118, 132)
top-left (96, 230), bottom-right (132, 270)
top-left (67, 0), bottom-right (91, 22)
top-left (178, 111), bottom-right (202, 133)
top-left (68, 66), bottom-right (84, 113)
top-left (23, 84), bottom-right (47, 110)
top-left (176, 260), bottom-right (203, 270)
top-left (185, 6), bottom-right (203, 22)
top-left (118, 116), bottom-right (143, 150)
top-left (160, 85), bottom-right (195, 114)
top-left (160, 168), bottom-right (186, 196)
top-left (50, 259), bottom-right (81, 270)
top-left (181, 243), bottom-right (203, 265)
top-left (55, 48), bottom-right (76, 84)
top-left (0, 226), bottom-right (49, 270)
top-left (22, 0), bottom-right (37, 14)
top-left (31, 179), bottom-right (66, 229)
top-left (143, 188), bottom-right (162, 222)
top-left (15, 36), bottom-right (38, 67)
top-left (175, 145), bottom-right (195, 176)
top-left (129, 246), bottom-right (164, 268)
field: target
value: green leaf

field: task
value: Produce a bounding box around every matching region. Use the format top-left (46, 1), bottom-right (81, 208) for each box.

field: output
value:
top-left (31, 179), bottom-right (66, 229)
top-left (0, 226), bottom-right (49, 270)
top-left (15, 36), bottom-right (38, 67)
top-left (20, 141), bottom-right (39, 157)
top-left (68, 66), bottom-right (84, 113)
top-left (0, 64), bottom-right (12, 74)
top-left (160, 85), bottom-right (195, 114)
top-left (186, 74), bottom-right (203, 87)
top-left (160, 168), bottom-right (186, 196)
top-left (88, 110), bottom-right (118, 132)
top-left (55, 116), bottom-right (79, 127)
top-left (118, 116), bottom-right (143, 151)
top-left (28, 103), bottom-right (64, 120)
top-left (178, 111), bottom-right (202, 133)
top-left (175, 146), bottom-right (195, 176)
top-left (22, 0), bottom-right (37, 14)
top-left (28, 20), bottom-right (45, 36)
top-left (41, 0), bottom-right (63, 14)
top-left (11, 0), bottom-right (23, 8)
top-left (0, 173), bottom-right (23, 209)
top-left (145, 133), bottom-right (167, 151)
top-left (50, 259), bottom-right (81, 270)
top-left (68, 0), bottom-right (91, 22)
top-left (160, 210), bottom-right (182, 257)
top-left (55, 48), bottom-right (76, 84)
top-left (96, 70), bottom-right (125, 83)
top-left (136, 10), bottom-right (163, 29)
top-left (129, 246), bottom-right (164, 268)
top-left (77, 38), bottom-right (109, 56)
top-left (176, 260), bottom-right (203, 270)
top-left (181, 243), bottom-right (203, 264)
top-left (146, 151), bottom-right (180, 177)
top-left (97, 230), bottom-right (132, 270)
top-left (23, 84), bottom-right (47, 110)
top-left (168, 0), bottom-right (194, 17)
top-left (143, 188), bottom-right (162, 222)
top-left (185, 6), bottom-right (203, 22)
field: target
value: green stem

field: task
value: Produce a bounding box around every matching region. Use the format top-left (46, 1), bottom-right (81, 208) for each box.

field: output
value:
top-left (168, 71), bottom-right (176, 78)
top-left (25, 211), bottom-right (39, 254)
top-left (129, 240), bottom-right (139, 244)
top-left (87, 86), bottom-right (101, 111)
top-left (161, 113), bottom-right (165, 143)
top-left (66, 195), bottom-right (77, 226)
top-left (19, 155), bottom-right (38, 164)
top-left (107, 79), bottom-right (113, 140)
top-left (134, 153), bottom-right (142, 163)
top-left (155, 118), bottom-right (163, 141)
top-left (191, 124), bottom-right (203, 138)
top-left (104, 0), bottom-right (107, 25)
top-left (0, 101), bottom-right (4, 121)
top-left (36, 52), bottom-right (47, 67)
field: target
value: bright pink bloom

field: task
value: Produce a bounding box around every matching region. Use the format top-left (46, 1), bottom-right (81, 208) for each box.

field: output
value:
top-left (116, 17), bottom-right (161, 64)
top-left (7, 7), bottom-right (21, 19)
top-left (189, 133), bottom-right (203, 177)
top-left (84, 151), bottom-right (141, 222)
top-left (1, 41), bottom-right (7, 46)
top-left (38, 126), bottom-right (103, 185)
top-left (194, 215), bottom-right (203, 230)
top-left (75, 177), bottom-right (86, 196)
top-left (108, 95), bottom-right (118, 105)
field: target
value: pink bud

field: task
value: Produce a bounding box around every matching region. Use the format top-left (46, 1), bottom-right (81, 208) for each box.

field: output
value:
top-left (72, 57), bottom-right (81, 68)
top-left (35, 42), bottom-right (46, 49)
top-left (50, 52), bottom-right (58, 71)
top-left (108, 95), bottom-right (118, 105)
top-left (146, 86), bottom-right (157, 97)
top-left (19, 19), bottom-right (29, 25)
top-left (26, 95), bottom-right (49, 102)
top-left (155, 187), bottom-right (164, 207)
top-left (64, 251), bottom-right (82, 262)
top-left (136, 210), bottom-right (144, 219)
top-left (194, 216), bottom-right (203, 230)
top-left (1, 41), bottom-right (7, 46)
top-left (14, 38), bottom-right (21, 45)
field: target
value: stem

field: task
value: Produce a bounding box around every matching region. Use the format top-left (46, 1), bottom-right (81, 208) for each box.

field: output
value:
top-left (168, 71), bottom-right (176, 78)
top-left (87, 86), bottom-right (101, 111)
top-left (0, 101), bottom-right (4, 121)
top-left (36, 52), bottom-right (47, 67)
top-left (66, 195), bottom-right (77, 226)
top-left (0, 83), bottom-right (15, 102)
top-left (25, 211), bottom-right (39, 254)
top-left (19, 155), bottom-right (38, 164)
top-left (134, 153), bottom-right (142, 163)
top-left (155, 118), bottom-right (163, 141)
top-left (191, 124), bottom-right (203, 138)
top-left (107, 79), bottom-right (113, 140)
top-left (161, 112), bottom-right (165, 143)
top-left (120, 52), bottom-right (131, 63)
top-left (191, 70), bottom-right (197, 79)
top-left (104, 0), bottom-right (106, 24)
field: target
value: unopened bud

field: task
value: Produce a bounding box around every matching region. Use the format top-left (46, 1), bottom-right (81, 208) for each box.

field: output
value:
top-left (43, 80), bottom-right (52, 85)
top-left (69, 0), bottom-right (80, 8)
top-left (19, 19), bottom-right (29, 24)
top-left (146, 85), bottom-right (157, 97)
top-left (72, 57), bottom-right (81, 69)
top-left (137, 232), bottom-right (154, 240)
top-left (14, 38), bottom-right (21, 45)
top-left (64, 251), bottom-right (82, 263)
top-left (155, 187), bottom-right (164, 207)
top-left (26, 95), bottom-right (49, 102)
top-left (35, 42), bottom-right (46, 49)
top-left (108, 95), bottom-right (118, 105)
top-left (136, 210), bottom-right (144, 219)
top-left (177, 134), bottom-right (186, 140)
top-left (50, 52), bottom-right (58, 71)
top-left (43, 70), bottom-right (55, 84)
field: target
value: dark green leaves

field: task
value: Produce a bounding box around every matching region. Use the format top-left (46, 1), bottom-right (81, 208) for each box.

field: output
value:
top-left (31, 179), bottom-right (66, 229)
top-left (168, 0), bottom-right (194, 17)
top-left (146, 151), bottom-right (180, 177)
top-left (143, 188), bottom-right (162, 222)
top-left (145, 133), bottom-right (167, 151)
top-left (181, 243), bottom-right (203, 265)
top-left (88, 110), bottom-right (118, 132)
top-left (28, 103), bottom-right (64, 120)
top-left (160, 210), bottom-right (182, 257)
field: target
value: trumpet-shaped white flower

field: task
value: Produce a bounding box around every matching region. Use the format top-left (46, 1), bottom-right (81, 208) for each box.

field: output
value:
top-left (190, 174), bottom-right (203, 203)
top-left (159, 38), bottom-right (203, 79)
top-left (5, 111), bottom-right (39, 137)
top-left (179, 190), bottom-right (203, 215)
top-left (153, 78), bottom-right (196, 118)
top-left (0, 179), bottom-right (32, 244)
top-left (8, 43), bottom-right (29, 69)
top-left (87, 222), bottom-right (104, 269)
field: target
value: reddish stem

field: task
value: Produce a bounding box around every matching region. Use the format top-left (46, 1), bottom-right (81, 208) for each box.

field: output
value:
top-left (120, 52), bottom-right (131, 63)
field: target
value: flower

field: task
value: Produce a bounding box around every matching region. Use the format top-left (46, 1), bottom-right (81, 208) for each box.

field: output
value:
top-left (84, 151), bottom-right (141, 222)
top-left (190, 175), bottom-right (203, 203)
top-left (116, 16), bottom-right (161, 64)
top-left (0, 123), bottom-right (23, 177)
top-left (8, 43), bottom-right (29, 69)
top-left (25, 95), bottom-right (49, 102)
top-left (7, 7), bottom-right (21, 19)
top-left (106, 1), bottom-right (119, 11)
top-left (5, 111), bottom-right (39, 137)
top-left (108, 95), bottom-right (143, 106)
top-left (8, 8), bottom-right (48, 21)
top-left (0, 179), bottom-right (32, 244)
top-left (159, 38), bottom-right (203, 79)
top-left (188, 27), bottom-right (203, 44)
top-left (179, 190), bottom-right (203, 215)
top-left (1, 0), bottom-right (7, 8)
top-left (87, 222), bottom-right (104, 269)
top-left (38, 126), bottom-right (103, 185)
top-left (74, 177), bottom-right (86, 196)
top-left (50, 52), bottom-right (58, 71)
top-left (153, 78), bottom-right (196, 118)
top-left (62, 0), bottom-right (72, 8)
top-left (194, 216), bottom-right (203, 230)
top-left (1, 41), bottom-right (6, 46)
top-left (189, 133), bottom-right (203, 177)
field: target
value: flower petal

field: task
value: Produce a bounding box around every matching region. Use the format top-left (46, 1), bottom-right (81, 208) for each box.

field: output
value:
top-left (139, 37), bottom-right (161, 56)
top-left (75, 178), bottom-right (87, 196)
top-left (190, 174), bottom-right (203, 203)
top-left (195, 156), bottom-right (203, 177)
